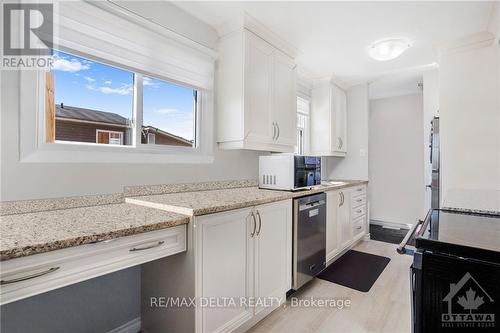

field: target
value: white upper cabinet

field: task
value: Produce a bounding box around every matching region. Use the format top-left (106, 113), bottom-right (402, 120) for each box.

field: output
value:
top-left (311, 83), bottom-right (347, 156)
top-left (217, 28), bottom-right (297, 152)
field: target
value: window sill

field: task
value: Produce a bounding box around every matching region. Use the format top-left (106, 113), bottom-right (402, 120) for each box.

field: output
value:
top-left (20, 142), bottom-right (214, 164)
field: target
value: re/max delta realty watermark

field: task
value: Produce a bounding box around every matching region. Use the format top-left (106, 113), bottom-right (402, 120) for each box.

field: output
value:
top-left (2, 2), bottom-right (54, 70)
top-left (150, 296), bottom-right (352, 309)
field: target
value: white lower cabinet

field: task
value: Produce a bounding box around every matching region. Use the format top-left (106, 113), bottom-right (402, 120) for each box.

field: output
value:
top-left (326, 191), bottom-right (339, 262)
top-left (338, 189), bottom-right (352, 250)
top-left (195, 200), bottom-right (291, 333)
top-left (326, 185), bottom-right (368, 263)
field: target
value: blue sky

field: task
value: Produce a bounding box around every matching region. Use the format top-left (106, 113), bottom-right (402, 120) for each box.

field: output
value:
top-left (51, 50), bottom-right (195, 141)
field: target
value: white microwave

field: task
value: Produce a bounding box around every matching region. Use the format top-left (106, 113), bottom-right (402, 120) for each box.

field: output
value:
top-left (259, 154), bottom-right (321, 191)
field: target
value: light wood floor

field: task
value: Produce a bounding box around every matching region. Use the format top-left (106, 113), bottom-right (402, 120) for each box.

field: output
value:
top-left (248, 240), bottom-right (413, 333)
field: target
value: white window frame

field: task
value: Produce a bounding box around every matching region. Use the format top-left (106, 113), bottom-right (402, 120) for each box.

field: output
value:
top-left (96, 130), bottom-right (124, 145)
top-left (147, 133), bottom-right (156, 145)
top-left (18, 1), bottom-right (216, 164)
top-left (296, 96), bottom-right (311, 155)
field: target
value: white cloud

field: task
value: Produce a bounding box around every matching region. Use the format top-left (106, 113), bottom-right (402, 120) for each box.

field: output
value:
top-left (51, 57), bottom-right (90, 73)
top-left (84, 76), bottom-right (95, 83)
top-left (104, 80), bottom-right (112, 85)
top-left (155, 108), bottom-right (178, 114)
top-left (143, 77), bottom-right (160, 88)
top-left (98, 84), bottom-right (133, 95)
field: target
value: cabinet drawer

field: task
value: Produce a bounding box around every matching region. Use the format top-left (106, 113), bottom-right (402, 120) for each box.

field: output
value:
top-left (351, 205), bottom-right (366, 220)
top-left (351, 186), bottom-right (366, 198)
top-left (353, 216), bottom-right (366, 237)
top-left (351, 195), bottom-right (366, 208)
top-left (0, 225), bottom-right (186, 305)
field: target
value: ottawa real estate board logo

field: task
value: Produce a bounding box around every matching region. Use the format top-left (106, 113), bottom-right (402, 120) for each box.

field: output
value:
top-left (442, 272), bottom-right (495, 329)
top-left (2, 2), bottom-right (54, 69)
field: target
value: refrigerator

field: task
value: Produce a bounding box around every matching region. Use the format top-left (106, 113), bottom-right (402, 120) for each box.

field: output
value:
top-left (429, 117), bottom-right (440, 209)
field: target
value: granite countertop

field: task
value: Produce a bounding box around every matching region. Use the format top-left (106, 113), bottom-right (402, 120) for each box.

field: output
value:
top-left (442, 189), bottom-right (500, 216)
top-left (0, 203), bottom-right (189, 261)
top-left (126, 180), bottom-right (367, 216)
top-left (0, 179), bottom-right (367, 261)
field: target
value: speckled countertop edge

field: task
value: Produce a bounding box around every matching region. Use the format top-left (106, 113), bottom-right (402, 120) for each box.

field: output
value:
top-left (0, 179), bottom-right (367, 261)
top-left (0, 193), bottom-right (124, 216)
top-left (0, 204), bottom-right (190, 261)
top-left (124, 179), bottom-right (259, 197)
top-left (127, 180), bottom-right (369, 216)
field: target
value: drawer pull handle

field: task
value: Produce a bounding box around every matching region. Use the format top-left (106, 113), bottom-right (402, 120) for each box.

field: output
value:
top-left (1, 267), bottom-right (60, 285)
top-left (357, 209), bottom-right (362, 213)
top-left (357, 188), bottom-right (363, 192)
top-left (129, 241), bottom-right (165, 252)
top-left (357, 199), bottom-right (362, 202)
top-left (356, 226), bottom-right (362, 230)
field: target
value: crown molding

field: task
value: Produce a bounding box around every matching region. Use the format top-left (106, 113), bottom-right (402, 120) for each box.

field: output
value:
top-left (436, 31), bottom-right (496, 59)
top-left (216, 12), bottom-right (299, 59)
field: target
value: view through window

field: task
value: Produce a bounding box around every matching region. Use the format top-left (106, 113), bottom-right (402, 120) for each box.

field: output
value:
top-left (142, 76), bottom-right (196, 147)
top-left (50, 50), bottom-right (133, 145)
top-left (47, 50), bottom-right (197, 148)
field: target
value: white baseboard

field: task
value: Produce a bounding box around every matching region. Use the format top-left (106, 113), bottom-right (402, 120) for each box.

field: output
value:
top-left (107, 317), bottom-right (141, 333)
top-left (370, 219), bottom-right (411, 229)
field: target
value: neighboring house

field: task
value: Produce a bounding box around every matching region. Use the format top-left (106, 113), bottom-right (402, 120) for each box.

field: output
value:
top-left (141, 126), bottom-right (193, 147)
top-left (56, 104), bottom-right (129, 145)
top-left (55, 104), bottom-right (192, 147)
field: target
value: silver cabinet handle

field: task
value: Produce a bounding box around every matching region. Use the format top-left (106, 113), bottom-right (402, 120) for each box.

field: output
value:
top-left (1, 267), bottom-right (60, 285)
top-left (356, 199), bottom-right (362, 202)
top-left (276, 123), bottom-right (280, 141)
top-left (256, 210), bottom-right (262, 236)
top-left (339, 192), bottom-right (344, 207)
top-left (129, 241), bottom-right (164, 252)
top-left (272, 122), bottom-right (276, 141)
top-left (250, 211), bottom-right (257, 237)
top-left (357, 188), bottom-right (363, 192)
top-left (356, 226), bottom-right (362, 230)
top-left (356, 209), bottom-right (362, 213)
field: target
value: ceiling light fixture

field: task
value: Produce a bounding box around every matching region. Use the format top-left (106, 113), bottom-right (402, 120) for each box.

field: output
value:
top-left (368, 38), bottom-right (412, 61)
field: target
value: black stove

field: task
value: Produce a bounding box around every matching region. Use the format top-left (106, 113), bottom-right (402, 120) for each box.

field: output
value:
top-left (410, 209), bottom-right (500, 333)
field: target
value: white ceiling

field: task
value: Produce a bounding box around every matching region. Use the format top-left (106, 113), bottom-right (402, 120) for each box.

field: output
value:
top-left (173, 1), bottom-right (494, 86)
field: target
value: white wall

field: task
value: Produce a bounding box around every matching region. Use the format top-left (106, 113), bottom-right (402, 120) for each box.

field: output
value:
top-left (422, 69), bottom-right (439, 214)
top-left (369, 94), bottom-right (425, 225)
top-left (0, 3), bottom-right (260, 332)
top-left (326, 83), bottom-right (369, 180)
top-left (439, 42), bottom-right (500, 208)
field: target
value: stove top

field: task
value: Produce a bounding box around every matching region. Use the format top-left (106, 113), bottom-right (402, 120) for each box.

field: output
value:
top-left (415, 209), bottom-right (500, 261)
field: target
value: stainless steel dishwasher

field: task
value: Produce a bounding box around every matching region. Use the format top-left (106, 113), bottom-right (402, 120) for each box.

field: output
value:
top-left (292, 192), bottom-right (326, 290)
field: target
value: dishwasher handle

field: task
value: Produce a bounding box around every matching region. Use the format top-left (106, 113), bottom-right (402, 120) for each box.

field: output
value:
top-left (299, 199), bottom-right (326, 211)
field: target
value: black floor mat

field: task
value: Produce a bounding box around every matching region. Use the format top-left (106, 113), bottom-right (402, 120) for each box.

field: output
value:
top-left (317, 250), bottom-right (390, 292)
top-left (369, 224), bottom-right (409, 244)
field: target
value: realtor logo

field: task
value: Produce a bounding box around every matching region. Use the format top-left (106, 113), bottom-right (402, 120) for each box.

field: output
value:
top-left (3, 3), bottom-right (53, 55)
top-left (442, 272), bottom-right (495, 329)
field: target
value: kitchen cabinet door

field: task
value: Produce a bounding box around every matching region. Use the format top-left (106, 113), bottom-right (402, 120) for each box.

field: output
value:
top-left (244, 31), bottom-right (275, 145)
top-left (333, 85), bottom-right (347, 153)
top-left (197, 208), bottom-right (255, 333)
top-left (273, 50), bottom-right (297, 147)
top-left (338, 190), bottom-right (352, 249)
top-left (326, 191), bottom-right (340, 262)
top-left (311, 83), bottom-right (347, 157)
top-left (254, 200), bottom-right (291, 316)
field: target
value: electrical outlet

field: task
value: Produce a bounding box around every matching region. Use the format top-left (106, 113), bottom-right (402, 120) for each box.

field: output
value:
top-left (360, 149), bottom-right (366, 157)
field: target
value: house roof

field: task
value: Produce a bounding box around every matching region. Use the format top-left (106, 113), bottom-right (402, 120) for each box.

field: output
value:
top-left (142, 126), bottom-right (193, 145)
top-left (56, 104), bottom-right (128, 126)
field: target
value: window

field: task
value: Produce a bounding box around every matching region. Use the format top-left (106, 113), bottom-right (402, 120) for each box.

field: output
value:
top-left (46, 50), bottom-right (198, 149)
top-left (96, 130), bottom-right (123, 145)
top-left (142, 76), bottom-right (196, 147)
top-left (49, 50), bottom-right (133, 146)
top-left (296, 96), bottom-right (310, 155)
